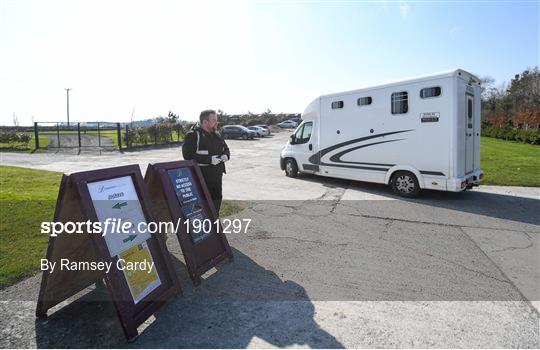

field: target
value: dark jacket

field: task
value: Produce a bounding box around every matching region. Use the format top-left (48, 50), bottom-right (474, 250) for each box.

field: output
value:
top-left (182, 124), bottom-right (230, 173)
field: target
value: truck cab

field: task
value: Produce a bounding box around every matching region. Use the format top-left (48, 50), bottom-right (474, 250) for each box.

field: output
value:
top-left (280, 98), bottom-right (319, 177)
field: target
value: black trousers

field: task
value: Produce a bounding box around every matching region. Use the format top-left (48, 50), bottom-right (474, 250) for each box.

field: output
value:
top-left (200, 166), bottom-right (223, 216)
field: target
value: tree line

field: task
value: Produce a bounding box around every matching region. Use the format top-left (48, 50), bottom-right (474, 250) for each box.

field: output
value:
top-left (481, 67), bottom-right (539, 144)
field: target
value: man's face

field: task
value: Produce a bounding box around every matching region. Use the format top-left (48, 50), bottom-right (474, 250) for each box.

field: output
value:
top-left (203, 114), bottom-right (218, 132)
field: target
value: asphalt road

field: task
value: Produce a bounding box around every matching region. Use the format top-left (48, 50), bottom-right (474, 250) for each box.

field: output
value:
top-left (0, 131), bottom-right (539, 348)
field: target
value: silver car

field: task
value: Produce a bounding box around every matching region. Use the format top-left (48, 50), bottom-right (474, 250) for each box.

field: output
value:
top-left (247, 126), bottom-right (270, 137)
top-left (277, 120), bottom-right (298, 128)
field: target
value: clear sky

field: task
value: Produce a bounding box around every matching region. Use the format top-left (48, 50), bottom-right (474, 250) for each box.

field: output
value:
top-left (0, 0), bottom-right (538, 125)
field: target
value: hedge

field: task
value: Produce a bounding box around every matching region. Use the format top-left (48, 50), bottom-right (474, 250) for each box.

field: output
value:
top-left (122, 123), bottom-right (184, 147)
top-left (481, 127), bottom-right (539, 145)
top-left (0, 130), bottom-right (32, 146)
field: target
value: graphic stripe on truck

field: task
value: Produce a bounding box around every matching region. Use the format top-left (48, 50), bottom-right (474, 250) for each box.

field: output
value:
top-left (308, 129), bottom-right (413, 165)
top-left (304, 129), bottom-right (445, 176)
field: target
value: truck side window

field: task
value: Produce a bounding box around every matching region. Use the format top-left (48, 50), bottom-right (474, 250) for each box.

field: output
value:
top-left (293, 124), bottom-right (304, 142)
top-left (467, 98), bottom-right (473, 129)
top-left (331, 101), bottom-right (344, 109)
top-left (420, 87), bottom-right (441, 98)
top-left (293, 122), bottom-right (313, 144)
top-left (300, 122), bottom-right (313, 142)
top-left (357, 96), bottom-right (372, 106)
top-left (391, 91), bottom-right (408, 114)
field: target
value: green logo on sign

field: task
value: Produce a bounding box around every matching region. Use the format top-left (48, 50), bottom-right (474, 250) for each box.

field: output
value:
top-left (112, 201), bottom-right (127, 209)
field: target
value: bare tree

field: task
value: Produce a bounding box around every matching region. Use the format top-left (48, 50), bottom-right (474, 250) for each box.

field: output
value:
top-left (480, 76), bottom-right (495, 100)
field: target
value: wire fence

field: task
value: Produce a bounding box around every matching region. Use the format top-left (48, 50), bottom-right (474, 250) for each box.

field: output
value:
top-left (0, 122), bottom-right (186, 151)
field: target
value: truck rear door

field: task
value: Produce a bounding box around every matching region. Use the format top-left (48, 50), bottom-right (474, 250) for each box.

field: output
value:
top-left (465, 86), bottom-right (475, 174)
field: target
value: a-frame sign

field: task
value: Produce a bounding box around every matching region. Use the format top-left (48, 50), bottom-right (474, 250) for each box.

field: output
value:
top-left (36, 165), bottom-right (182, 341)
top-left (144, 160), bottom-right (233, 285)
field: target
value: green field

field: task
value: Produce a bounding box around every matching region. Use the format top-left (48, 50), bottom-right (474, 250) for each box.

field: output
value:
top-left (481, 137), bottom-right (540, 187)
top-left (40, 129), bottom-right (120, 147)
top-left (85, 129), bottom-right (120, 146)
top-left (0, 165), bottom-right (244, 288)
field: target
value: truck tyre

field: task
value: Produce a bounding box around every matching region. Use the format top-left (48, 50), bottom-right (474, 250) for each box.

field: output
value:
top-left (390, 171), bottom-right (420, 197)
top-left (242, 134), bottom-right (248, 140)
top-left (285, 158), bottom-right (299, 178)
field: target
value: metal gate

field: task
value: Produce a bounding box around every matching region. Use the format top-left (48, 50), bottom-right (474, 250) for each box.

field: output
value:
top-left (34, 122), bottom-right (123, 150)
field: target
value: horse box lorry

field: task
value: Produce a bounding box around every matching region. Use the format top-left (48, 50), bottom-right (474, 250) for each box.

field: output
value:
top-left (280, 69), bottom-right (484, 197)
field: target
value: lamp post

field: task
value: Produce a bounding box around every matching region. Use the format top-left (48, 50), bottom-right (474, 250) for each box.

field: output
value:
top-left (65, 88), bottom-right (72, 127)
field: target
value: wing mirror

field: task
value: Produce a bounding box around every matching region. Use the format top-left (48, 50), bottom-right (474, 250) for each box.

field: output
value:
top-left (290, 134), bottom-right (296, 144)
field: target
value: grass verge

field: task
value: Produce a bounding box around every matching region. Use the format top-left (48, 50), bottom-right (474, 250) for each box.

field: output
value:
top-left (0, 166), bottom-right (62, 288)
top-left (0, 165), bottom-right (245, 288)
top-left (481, 137), bottom-right (540, 187)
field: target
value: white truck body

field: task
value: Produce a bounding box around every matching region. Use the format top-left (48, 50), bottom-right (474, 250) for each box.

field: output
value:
top-left (280, 69), bottom-right (484, 193)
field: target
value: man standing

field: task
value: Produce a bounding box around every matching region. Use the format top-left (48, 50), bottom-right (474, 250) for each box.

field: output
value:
top-left (182, 110), bottom-right (230, 215)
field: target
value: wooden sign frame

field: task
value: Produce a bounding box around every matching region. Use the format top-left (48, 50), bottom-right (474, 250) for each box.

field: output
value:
top-left (36, 165), bottom-right (182, 341)
top-left (144, 160), bottom-right (233, 285)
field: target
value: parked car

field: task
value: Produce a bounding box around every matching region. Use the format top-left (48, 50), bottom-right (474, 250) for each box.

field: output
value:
top-left (277, 120), bottom-right (298, 129)
top-left (247, 126), bottom-right (270, 137)
top-left (253, 124), bottom-right (271, 135)
top-left (289, 117), bottom-right (302, 125)
top-left (221, 125), bottom-right (256, 139)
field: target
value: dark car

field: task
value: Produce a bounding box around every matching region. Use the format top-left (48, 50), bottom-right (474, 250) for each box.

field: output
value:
top-left (221, 125), bottom-right (256, 140)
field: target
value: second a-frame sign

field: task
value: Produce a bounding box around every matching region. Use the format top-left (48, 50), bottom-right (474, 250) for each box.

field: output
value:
top-left (36, 165), bottom-right (182, 341)
top-left (144, 160), bottom-right (233, 285)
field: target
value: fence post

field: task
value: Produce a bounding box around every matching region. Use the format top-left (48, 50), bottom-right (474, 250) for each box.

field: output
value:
top-left (56, 123), bottom-right (60, 148)
top-left (97, 122), bottom-right (101, 147)
top-left (34, 122), bottom-right (39, 149)
top-left (125, 125), bottom-right (130, 149)
top-left (117, 123), bottom-right (122, 150)
top-left (154, 121), bottom-right (157, 145)
top-left (77, 123), bottom-right (81, 149)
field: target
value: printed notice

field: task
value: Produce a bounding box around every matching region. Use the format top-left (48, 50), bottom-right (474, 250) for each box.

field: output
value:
top-left (118, 242), bottom-right (161, 304)
top-left (87, 176), bottom-right (152, 257)
top-left (166, 168), bottom-right (211, 244)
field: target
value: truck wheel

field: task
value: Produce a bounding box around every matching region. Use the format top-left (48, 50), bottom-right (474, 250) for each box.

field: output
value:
top-left (391, 171), bottom-right (420, 197)
top-left (242, 134), bottom-right (248, 140)
top-left (285, 159), bottom-right (298, 178)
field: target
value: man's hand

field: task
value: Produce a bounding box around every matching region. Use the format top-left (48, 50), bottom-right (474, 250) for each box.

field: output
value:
top-left (220, 154), bottom-right (229, 162)
top-left (211, 155), bottom-right (222, 165)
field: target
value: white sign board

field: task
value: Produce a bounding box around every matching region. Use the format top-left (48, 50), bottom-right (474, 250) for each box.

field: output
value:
top-left (87, 176), bottom-right (152, 257)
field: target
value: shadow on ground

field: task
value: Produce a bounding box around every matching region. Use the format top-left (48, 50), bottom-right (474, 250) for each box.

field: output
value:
top-left (297, 173), bottom-right (540, 227)
top-left (34, 249), bottom-right (343, 349)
